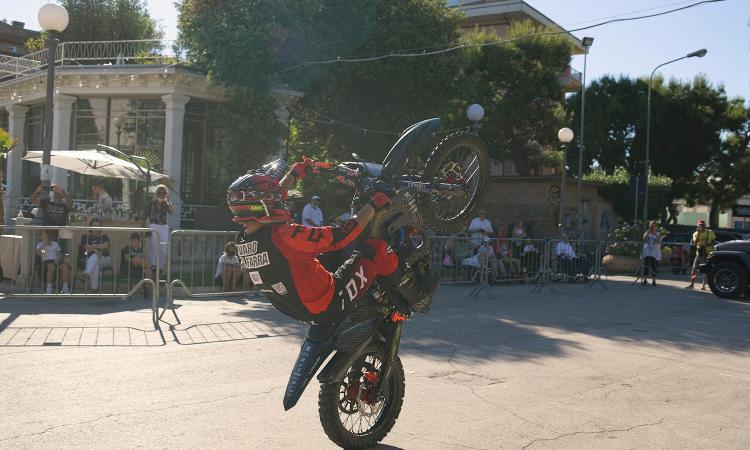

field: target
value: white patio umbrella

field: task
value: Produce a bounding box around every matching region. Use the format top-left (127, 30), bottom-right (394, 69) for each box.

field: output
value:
top-left (23, 149), bottom-right (169, 183)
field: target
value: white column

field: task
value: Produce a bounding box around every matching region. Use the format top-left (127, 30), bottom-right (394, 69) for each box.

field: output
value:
top-left (4, 105), bottom-right (29, 225)
top-left (161, 94), bottom-right (190, 227)
top-left (51, 94), bottom-right (76, 190)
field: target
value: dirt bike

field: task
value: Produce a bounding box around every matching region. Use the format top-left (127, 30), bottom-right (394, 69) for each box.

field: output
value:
top-left (270, 118), bottom-right (489, 448)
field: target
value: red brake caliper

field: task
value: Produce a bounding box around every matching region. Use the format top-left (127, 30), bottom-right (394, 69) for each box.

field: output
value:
top-left (360, 371), bottom-right (380, 405)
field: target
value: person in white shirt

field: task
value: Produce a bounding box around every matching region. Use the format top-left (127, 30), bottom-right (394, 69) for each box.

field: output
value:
top-left (467, 208), bottom-right (493, 247)
top-left (301, 195), bottom-right (324, 227)
top-left (555, 233), bottom-right (589, 279)
top-left (36, 230), bottom-right (70, 294)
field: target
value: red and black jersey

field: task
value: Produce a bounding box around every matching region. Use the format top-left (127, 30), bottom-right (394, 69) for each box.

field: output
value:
top-left (236, 222), bottom-right (363, 322)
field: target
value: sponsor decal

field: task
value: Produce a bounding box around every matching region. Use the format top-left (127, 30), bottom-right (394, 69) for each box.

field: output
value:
top-left (236, 241), bottom-right (258, 256)
top-left (248, 204), bottom-right (265, 212)
top-left (343, 266), bottom-right (368, 307)
top-left (248, 271), bottom-right (263, 285)
top-left (259, 288), bottom-right (274, 293)
top-left (241, 252), bottom-right (270, 269)
top-left (271, 282), bottom-right (288, 295)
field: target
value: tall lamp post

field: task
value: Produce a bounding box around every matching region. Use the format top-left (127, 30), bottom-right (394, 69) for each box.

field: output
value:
top-left (643, 48), bottom-right (707, 222)
top-left (558, 127), bottom-right (574, 233)
top-left (576, 37), bottom-right (593, 239)
top-left (38, 3), bottom-right (69, 194)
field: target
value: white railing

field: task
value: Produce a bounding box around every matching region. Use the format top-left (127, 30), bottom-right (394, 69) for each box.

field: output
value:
top-left (0, 39), bottom-right (184, 80)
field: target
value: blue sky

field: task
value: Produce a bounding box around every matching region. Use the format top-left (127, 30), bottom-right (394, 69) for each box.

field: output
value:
top-left (7, 0), bottom-right (750, 101)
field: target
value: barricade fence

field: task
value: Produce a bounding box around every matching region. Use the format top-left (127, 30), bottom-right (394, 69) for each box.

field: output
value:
top-left (2, 225), bottom-right (159, 325)
top-left (0, 224), bottom-right (696, 323)
top-left (163, 229), bottom-right (253, 316)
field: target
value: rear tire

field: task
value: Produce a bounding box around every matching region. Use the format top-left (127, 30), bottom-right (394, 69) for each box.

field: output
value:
top-left (318, 344), bottom-right (405, 449)
top-left (707, 261), bottom-right (748, 299)
top-left (420, 131), bottom-right (490, 234)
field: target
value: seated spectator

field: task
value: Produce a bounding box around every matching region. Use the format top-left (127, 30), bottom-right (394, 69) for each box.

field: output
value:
top-left (78, 218), bottom-right (111, 291)
top-left (555, 233), bottom-right (589, 279)
top-left (463, 237), bottom-right (503, 280)
top-left (214, 242), bottom-right (243, 292)
top-left (521, 239), bottom-right (540, 275)
top-left (496, 238), bottom-right (521, 277)
top-left (121, 233), bottom-right (153, 297)
top-left (36, 229), bottom-right (70, 294)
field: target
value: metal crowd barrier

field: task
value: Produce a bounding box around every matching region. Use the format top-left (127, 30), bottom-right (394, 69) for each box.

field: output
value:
top-left (162, 229), bottom-right (253, 318)
top-left (2, 225), bottom-right (159, 326)
top-left (429, 236), bottom-right (547, 285)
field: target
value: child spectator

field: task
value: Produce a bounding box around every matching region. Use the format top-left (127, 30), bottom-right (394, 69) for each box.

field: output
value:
top-left (214, 242), bottom-right (243, 292)
top-left (121, 233), bottom-right (153, 298)
top-left (36, 229), bottom-right (70, 294)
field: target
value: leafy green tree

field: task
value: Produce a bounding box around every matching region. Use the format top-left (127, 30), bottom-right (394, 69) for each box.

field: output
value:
top-left (684, 100), bottom-right (750, 227)
top-left (567, 75), bottom-right (732, 222)
top-left (583, 167), bottom-right (673, 222)
top-left (461, 22), bottom-right (572, 175)
top-left (289, 0), bottom-right (466, 163)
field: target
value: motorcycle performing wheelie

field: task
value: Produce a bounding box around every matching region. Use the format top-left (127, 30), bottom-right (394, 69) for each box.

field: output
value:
top-left (226, 117), bottom-right (489, 448)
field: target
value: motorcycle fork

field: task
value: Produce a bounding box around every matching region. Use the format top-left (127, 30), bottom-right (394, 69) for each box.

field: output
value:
top-left (379, 317), bottom-right (404, 382)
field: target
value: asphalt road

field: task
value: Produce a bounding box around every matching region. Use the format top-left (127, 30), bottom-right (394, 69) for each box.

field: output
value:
top-left (1, 276), bottom-right (749, 449)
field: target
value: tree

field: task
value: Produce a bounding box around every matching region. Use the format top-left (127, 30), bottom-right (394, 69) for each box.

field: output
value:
top-left (566, 75), bottom-right (732, 222)
top-left (288, 0), bottom-right (466, 163)
top-left (684, 99), bottom-right (750, 227)
top-left (461, 22), bottom-right (572, 175)
top-left (583, 167), bottom-right (673, 222)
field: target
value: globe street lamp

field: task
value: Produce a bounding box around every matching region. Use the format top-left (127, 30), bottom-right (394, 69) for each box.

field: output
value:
top-left (576, 37), bottom-right (593, 239)
top-left (643, 48), bottom-right (707, 222)
top-left (38, 3), bottom-right (69, 193)
top-left (558, 127), bottom-right (574, 233)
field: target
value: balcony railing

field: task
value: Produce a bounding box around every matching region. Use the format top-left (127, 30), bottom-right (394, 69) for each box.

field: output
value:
top-left (1, 39), bottom-right (185, 80)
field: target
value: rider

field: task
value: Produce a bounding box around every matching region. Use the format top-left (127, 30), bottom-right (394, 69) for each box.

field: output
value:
top-left (227, 158), bottom-right (436, 330)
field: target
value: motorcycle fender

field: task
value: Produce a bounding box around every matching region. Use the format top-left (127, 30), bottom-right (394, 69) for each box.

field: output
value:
top-left (317, 336), bottom-right (373, 384)
top-left (283, 338), bottom-right (334, 411)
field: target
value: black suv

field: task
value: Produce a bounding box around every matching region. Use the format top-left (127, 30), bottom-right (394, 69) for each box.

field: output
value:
top-left (699, 240), bottom-right (750, 299)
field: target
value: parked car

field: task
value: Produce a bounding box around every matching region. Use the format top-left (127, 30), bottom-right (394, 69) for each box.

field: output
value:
top-left (698, 240), bottom-right (750, 299)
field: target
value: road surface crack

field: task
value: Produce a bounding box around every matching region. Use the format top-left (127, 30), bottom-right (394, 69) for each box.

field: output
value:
top-left (521, 419), bottom-right (664, 449)
top-left (0, 388), bottom-right (275, 443)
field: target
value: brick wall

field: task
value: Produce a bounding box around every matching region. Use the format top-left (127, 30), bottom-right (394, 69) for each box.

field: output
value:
top-left (479, 177), bottom-right (618, 239)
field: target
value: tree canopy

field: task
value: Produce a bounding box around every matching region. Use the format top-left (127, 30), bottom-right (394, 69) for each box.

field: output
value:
top-left (27, 0), bottom-right (161, 51)
top-left (566, 75), bottom-right (749, 226)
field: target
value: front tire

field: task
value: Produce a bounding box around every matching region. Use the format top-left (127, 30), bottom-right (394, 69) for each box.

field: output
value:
top-left (318, 344), bottom-right (405, 449)
top-left (708, 261), bottom-right (748, 299)
top-left (420, 131), bottom-right (490, 234)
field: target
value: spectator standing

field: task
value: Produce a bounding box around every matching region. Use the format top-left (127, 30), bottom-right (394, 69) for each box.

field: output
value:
top-left (467, 208), bottom-right (493, 247)
top-left (301, 195), bottom-right (324, 227)
top-left (121, 233), bottom-right (153, 298)
top-left (78, 219), bottom-right (110, 291)
top-left (36, 229), bottom-right (70, 294)
top-left (92, 182), bottom-right (114, 223)
top-left (641, 221), bottom-right (662, 286)
top-left (31, 184), bottom-right (72, 226)
top-left (145, 184), bottom-right (174, 272)
top-left (687, 219), bottom-right (716, 290)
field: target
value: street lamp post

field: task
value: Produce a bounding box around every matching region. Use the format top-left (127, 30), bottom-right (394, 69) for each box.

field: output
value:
top-left (576, 37), bottom-right (593, 239)
top-left (643, 48), bottom-right (707, 222)
top-left (558, 127), bottom-right (574, 233)
top-left (38, 3), bottom-right (69, 195)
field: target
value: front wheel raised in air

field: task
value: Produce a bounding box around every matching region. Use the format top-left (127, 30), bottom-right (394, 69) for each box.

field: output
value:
top-left (318, 344), bottom-right (405, 449)
top-left (420, 131), bottom-right (490, 234)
